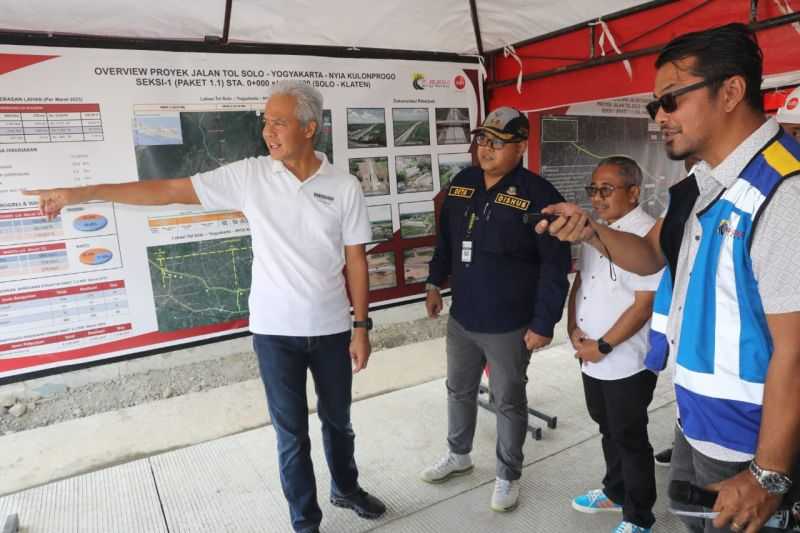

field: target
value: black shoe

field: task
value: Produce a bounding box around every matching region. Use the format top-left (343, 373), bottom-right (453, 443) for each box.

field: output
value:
top-left (654, 447), bottom-right (672, 467)
top-left (330, 489), bottom-right (386, 519)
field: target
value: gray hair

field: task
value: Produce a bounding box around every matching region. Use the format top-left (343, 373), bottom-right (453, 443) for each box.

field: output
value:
top-left (596, 156), bottom-right (643, 187)
top-left (267, 80), bottom-right (324, 144)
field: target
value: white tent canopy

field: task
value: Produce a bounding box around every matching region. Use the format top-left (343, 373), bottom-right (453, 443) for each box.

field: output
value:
top-left (1, 0), bottom-right (654, 54)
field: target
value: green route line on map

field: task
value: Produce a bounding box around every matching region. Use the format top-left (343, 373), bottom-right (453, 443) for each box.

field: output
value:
top-left (149, 245), bottom-right (251, 313)
top-left (151, 244), bottom-right (252, 298)
top-left (154, 247), bottom-right (252, 261)
top-left (150, 260), bottom-right (250, 295)
top-left (154, 294), bottom-right (242, 317)
top-left (569, 142), bottom-right (660, 180)
top-left (230, 248), bottom-right (241, 311)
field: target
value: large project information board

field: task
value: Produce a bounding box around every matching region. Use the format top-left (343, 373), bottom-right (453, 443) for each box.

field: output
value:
top-left (538, 96), bottom-right (685, 218)
top-left (0, 45), bottom-right (480, 380)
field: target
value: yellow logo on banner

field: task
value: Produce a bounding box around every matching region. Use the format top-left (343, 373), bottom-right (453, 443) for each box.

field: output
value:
top-left (494, 193), bottom-right (530, 211)
top-left (448, 186), bottom-right (475, 199)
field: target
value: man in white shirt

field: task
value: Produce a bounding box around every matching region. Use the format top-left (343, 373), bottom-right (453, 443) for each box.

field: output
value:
top-left (25, 81), bottom-right (386, 533)
top-left (568, 157), bottom-right (662, 533)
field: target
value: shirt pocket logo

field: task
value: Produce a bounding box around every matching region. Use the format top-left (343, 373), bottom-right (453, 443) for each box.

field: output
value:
top-left (313, 192), bottom-right (335, 206)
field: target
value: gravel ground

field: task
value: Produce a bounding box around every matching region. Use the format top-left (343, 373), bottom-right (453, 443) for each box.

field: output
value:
top-left (0, 316), bottom-right (447, 435)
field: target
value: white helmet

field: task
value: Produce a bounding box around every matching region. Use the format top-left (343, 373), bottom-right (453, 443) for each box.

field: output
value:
top-left (776, 86), bottom-right (800, 124)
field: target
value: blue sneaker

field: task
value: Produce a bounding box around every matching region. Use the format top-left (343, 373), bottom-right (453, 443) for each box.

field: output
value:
top-left (571, 489), bottom-right (622, 513)
top-left (613, 521), bottom-right (652, 533)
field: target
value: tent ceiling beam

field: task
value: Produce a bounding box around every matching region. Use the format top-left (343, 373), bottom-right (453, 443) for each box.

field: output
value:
top-left (488, 10), bottom-right (800, 90)
top-left (617, 0), bottom-right (711, 48)
top-left (0, 30), bottom-right (478, 64)
top-left (513, 0), bottom-right (701, 66)
top-left (222, 0), bottom-right (233, 44)
top-left (469, 0), bottom-right (485, 56)
top-left (484, 0), bottom-right (678, 55)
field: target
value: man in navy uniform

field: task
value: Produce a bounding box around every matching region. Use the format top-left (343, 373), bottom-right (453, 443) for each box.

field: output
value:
top-left (421, 107), bottom-right (571, 512)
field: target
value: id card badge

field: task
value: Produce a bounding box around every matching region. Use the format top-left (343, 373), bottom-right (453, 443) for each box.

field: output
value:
top-left (461, 240), bottom-right (473, 264)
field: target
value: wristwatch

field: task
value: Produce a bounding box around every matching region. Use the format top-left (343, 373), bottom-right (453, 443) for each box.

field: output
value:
top-left (353, 317), bottom-right (373, 331)
top-left (597, 337), bottom-right (613, 355)
top-left (425, 283), bottom-right (440, 292)
top-left (749, 460), bottom-right (793, 495)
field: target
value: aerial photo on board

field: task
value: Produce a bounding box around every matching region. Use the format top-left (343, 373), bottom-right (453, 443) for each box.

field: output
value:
top-left (367, 204), bottom-right (393, 243)
top-left (367, 251), bottom-right (397, 290)
top-left (403, 246), bottom-right (434, 284)
top-left (399, 201), bottom-right (436, 239)
top-left (435, 107), bottom-right (470, 145)
top-left (134, 110), bottom-right (267, 179)
top-left (349, 157), bottom-right (391, 196)
top-left (396, 154), bottom-right (433, 194)
top-left (147, 237), bottom-right (253, 332)
top-left (133, 108), bottom-right (334, 178)
top-left (438, 152), bottom-right (472, 189)
top-left (347, 108), bottom-right (387, 148)
top-left (392, 108), bottom-right (430, 147)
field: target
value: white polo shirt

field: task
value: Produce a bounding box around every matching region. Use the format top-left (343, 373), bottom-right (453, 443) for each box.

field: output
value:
top-left (190, 152), bottom-right (371, 336)
top-left (576, 205), bottom-right (663, 380)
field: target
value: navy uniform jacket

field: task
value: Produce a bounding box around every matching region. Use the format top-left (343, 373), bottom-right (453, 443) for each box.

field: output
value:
top-left (427, 162), bottom-right (571, 336)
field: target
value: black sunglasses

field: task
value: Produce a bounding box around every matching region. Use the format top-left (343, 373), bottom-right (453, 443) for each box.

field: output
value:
top-left (646, 77), bottom-right (722, 120)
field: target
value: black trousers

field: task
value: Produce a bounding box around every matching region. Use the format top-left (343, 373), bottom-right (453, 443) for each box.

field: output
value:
top-left (582, 369), bottom-right (658, 529)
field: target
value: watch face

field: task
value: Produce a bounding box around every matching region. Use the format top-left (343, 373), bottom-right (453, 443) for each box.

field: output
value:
top-left (763, 473), bottom-right (792, 494)
top-left (751, 462), bottom-right (793, 494)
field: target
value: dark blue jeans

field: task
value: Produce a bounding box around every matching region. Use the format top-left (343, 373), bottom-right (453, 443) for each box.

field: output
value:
top-left (253, 332), bottom-right (360, 533)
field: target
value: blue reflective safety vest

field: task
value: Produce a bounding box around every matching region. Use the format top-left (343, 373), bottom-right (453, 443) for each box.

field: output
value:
top-left (645, 130), bottom-right (800, 455)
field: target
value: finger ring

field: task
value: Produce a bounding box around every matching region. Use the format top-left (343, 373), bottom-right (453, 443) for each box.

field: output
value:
top-left (731, 522), bottom-right (742, 532)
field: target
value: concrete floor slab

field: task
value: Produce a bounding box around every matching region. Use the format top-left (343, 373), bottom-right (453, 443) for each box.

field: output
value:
top-left (377, 404), bottom-right (681, 533)
top-left (0, 334), bottom-right (680, 533)
top-left (0, 337), bottom-right (447, 496)
top-left (0, 460), bottom-right (166, 533)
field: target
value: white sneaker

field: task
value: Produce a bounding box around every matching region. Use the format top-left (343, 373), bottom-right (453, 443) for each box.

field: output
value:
top-left (420, 451), bottom-right (473, 483)
top-left (490, 477), bottom-right (520, 512)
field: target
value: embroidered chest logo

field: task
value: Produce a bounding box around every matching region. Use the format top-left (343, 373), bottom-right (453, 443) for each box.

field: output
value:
top-left (494, 193), bottom-right (530, 211)
top-left (313, 192), bottom-right (335, 205)
top-left (718, 219), bottom-right (744, 240)
top-left (448, 186), bottom-right (475, 199)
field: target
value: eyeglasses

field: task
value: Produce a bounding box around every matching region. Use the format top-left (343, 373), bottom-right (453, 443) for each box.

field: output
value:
top-left (474, 133), bottom-right (520, 150)
top-left (645, 77), bottom-right (723, 120)
top-left (584, 184), bottom-right (634, 199)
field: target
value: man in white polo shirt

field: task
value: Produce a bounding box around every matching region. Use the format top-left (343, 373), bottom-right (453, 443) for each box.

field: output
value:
top-left (25, 80), bottom-right (386, 533)
top-left (567, 157), bottom-right (662, 533)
